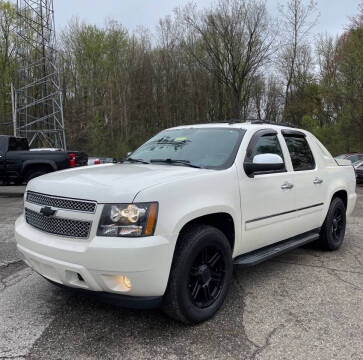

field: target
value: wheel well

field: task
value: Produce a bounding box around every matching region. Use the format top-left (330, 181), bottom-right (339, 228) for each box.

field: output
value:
top-left (332, 190), bottom-right (347, 208)
top-left (23, 164), bottom-right (53, 177)
top-left (179, 213), bottom-right (235, 251)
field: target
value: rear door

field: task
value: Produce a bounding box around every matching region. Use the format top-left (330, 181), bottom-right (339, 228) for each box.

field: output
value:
top-left (281, 130), bottom-right (326, 233)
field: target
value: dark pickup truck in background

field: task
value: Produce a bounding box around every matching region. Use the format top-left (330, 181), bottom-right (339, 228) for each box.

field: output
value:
top-left (0, 135), bottom-right (87, 184)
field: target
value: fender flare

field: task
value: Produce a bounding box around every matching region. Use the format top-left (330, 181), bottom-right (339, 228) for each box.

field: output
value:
top-left (323, 186), bottom-right (348, 219)
top-left (22, 159), bottom-right (57, 175)
top-left (171, 205), bottom-right (238, 246)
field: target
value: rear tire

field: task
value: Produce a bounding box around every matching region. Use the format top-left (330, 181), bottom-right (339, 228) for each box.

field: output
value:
top-left (162, 224), bottom-right (232, 324)
top-left (24, 168), bottom-right (50, 183)
top-left (318, 197), bottom-right (346, 251)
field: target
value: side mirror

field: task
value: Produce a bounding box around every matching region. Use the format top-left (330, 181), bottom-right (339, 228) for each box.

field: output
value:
top-left (126, 152), bottom-right (132, 157)
top-left (244, 153), bottom-right (284, 177)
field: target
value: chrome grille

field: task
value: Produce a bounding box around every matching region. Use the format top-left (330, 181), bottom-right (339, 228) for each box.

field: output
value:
top-left (26, 191), bottom-right (96, 213)
top-left (25, 208), bottom-right (91, 238)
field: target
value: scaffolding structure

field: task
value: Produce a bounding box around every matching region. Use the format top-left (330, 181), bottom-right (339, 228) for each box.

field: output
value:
top-left (14, 0), bottom-right (66, 149)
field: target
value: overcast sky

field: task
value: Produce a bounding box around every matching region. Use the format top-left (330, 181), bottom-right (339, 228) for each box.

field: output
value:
top-left (54, 0), bottom-right (360, 37)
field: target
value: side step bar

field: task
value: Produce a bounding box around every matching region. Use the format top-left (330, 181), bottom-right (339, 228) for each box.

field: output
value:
top-left (233, 229), bottom-right (320, 268)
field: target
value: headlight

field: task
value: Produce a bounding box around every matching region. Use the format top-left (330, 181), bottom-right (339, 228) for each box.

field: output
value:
top-left (97, 202), bottom-right (158, 237)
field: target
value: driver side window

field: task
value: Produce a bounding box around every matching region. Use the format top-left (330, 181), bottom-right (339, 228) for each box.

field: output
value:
top-left (248, 134), bottom-right (284, 161)
top-left (244, 131), bottom-right (286, 177)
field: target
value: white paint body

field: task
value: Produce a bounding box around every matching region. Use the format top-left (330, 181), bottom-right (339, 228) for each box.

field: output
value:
top-left (15, 123), bottom-right (357, 297)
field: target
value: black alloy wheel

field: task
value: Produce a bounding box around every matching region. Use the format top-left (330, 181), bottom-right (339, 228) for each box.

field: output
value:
top-left (163, 224), bottom-right (232, 324)
top-left (331, 207), bottom-right (344, 242)
top-left (319, 197), bottom-right (346, 250)
top-left (188, 246), bottom-right (225, 309)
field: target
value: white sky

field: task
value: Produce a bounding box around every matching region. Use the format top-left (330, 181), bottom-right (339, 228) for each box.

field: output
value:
top-left (53, 0), bottom-right (360, 37)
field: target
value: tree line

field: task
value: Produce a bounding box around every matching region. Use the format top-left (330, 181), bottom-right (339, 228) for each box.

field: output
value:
top-left (0, 0), bottom-right (362, 157)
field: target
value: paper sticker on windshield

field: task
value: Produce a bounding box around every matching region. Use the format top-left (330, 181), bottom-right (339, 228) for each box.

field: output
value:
top-left (175, 137), bottom-right (187, 141)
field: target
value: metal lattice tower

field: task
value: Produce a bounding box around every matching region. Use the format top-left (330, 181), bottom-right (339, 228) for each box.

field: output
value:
top-left (14, 0), bottom-right (66, 149)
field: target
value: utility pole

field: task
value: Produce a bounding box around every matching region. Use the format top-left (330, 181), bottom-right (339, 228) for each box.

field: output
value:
top-left (10, 83), bottom-right (16, 136)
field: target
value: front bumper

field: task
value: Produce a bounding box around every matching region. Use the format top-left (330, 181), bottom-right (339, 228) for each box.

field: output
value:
top-left (15, 215), bottom-right (174, 298)
top-left (45, 278), bottom-right (162, 308)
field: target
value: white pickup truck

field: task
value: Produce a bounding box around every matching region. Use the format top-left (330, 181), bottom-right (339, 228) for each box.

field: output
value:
top-left (15, 121), bottom-right (357, 324)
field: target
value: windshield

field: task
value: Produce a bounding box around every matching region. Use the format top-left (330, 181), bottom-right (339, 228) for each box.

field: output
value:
top-left (128, 127), bottom-right (244, 169)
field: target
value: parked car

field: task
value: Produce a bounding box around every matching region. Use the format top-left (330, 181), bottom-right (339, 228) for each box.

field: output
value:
top-left (0, 136), bottom-right (72, 184)
top-left (15, 122), bottom-right (357, 324)
top-left (0, 136), bottom-right (88, 184)
top-left (353, 160), bottom-right (363, 184)
top-left (88, 157), bottom-right (117, 165)
top-left (335, 153), bottom-right (363, 163)
top-left (88, 157), bottom-right (100, 165)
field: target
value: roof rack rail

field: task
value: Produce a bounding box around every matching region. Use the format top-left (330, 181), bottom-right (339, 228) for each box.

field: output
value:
top-left (219, 119), bottom-right (244, 124)
top-left (221, 118), bottom-right (264, 124)
top-left (219, 119), bottom-right (298, 128)
top-left (249, 120), bottom-right (298, 128)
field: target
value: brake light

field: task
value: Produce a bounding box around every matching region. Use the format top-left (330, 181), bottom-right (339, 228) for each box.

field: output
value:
top-left (68, 153), bottom-right (76, 167)
top-left (94, 159), bottom-right (100, 165)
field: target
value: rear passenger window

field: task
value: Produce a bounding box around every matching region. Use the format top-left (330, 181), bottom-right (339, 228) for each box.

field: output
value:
top-left (284, 136), bottom-right (315, 171)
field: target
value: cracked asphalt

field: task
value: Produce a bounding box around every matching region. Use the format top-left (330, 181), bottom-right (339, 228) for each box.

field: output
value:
top-left (0, 185), bottom-right (362, 360)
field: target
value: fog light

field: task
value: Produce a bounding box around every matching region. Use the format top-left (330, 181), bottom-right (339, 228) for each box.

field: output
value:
top-left (102, 274), bottom-right (132, 292)
top-left (114, 275), bottom-right (132, 291)
top-left (119, 275), bottom-right (131, 289)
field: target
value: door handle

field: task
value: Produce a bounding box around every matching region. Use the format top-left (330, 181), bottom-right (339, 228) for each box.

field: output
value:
top-left (281, 182), bottom-right (294, 190)
top-left (313, 177), bottom-right (323, 184)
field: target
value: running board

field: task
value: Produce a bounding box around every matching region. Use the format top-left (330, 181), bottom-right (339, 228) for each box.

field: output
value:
top-left (233, 229), bottom-right (320, 268)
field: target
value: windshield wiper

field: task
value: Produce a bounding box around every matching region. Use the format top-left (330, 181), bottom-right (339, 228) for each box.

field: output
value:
top-left (150, 158), bottom-right (202, 168)
top-left (123, 157), bottom-right (150, 164)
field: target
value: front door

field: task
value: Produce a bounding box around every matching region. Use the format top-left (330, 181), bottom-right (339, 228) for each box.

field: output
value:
top-left (238, 129), bottom-right (297, 254)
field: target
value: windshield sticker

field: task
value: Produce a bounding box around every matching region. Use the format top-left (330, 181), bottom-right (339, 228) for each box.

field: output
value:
top-left (175, 137), bottom-right (187, 142)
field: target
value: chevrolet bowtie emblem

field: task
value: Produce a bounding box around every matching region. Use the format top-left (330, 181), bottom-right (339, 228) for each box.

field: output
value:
top-left (39, 206), bottom-right (56, 217)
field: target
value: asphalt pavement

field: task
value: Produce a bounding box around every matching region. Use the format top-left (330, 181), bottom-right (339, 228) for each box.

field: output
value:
top-left (0, 185), bottom-right (362, 360)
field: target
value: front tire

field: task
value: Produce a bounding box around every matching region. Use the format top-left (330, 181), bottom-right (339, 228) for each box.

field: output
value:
top-left (162, 224), bottom-right (232, 324)
top-left (319, 197), bottom-right (346, 251)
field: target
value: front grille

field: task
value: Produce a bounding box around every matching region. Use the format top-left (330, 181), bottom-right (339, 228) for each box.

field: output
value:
top-left (26, 191), bottom-right (96, 213)
top-left (25, 208), bottom-right (91, 238)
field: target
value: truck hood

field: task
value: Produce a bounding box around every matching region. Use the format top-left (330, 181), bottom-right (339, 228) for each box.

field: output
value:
top-left (27, 163), bottom-right (211, 203)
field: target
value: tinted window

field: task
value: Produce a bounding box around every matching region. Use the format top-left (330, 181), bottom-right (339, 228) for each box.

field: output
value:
top-left (8, 137), bottom-right (28, 151)
top-left (130, 128), bottom-right (244, 169)
top-left (347, 155), bottom-right (363, 163)
top-left (284, 136), bottom-right (315, 171)
top-left (347, 155), bottom-right (358, 163)
top-left (249, 134), bottom-right (284, 160)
